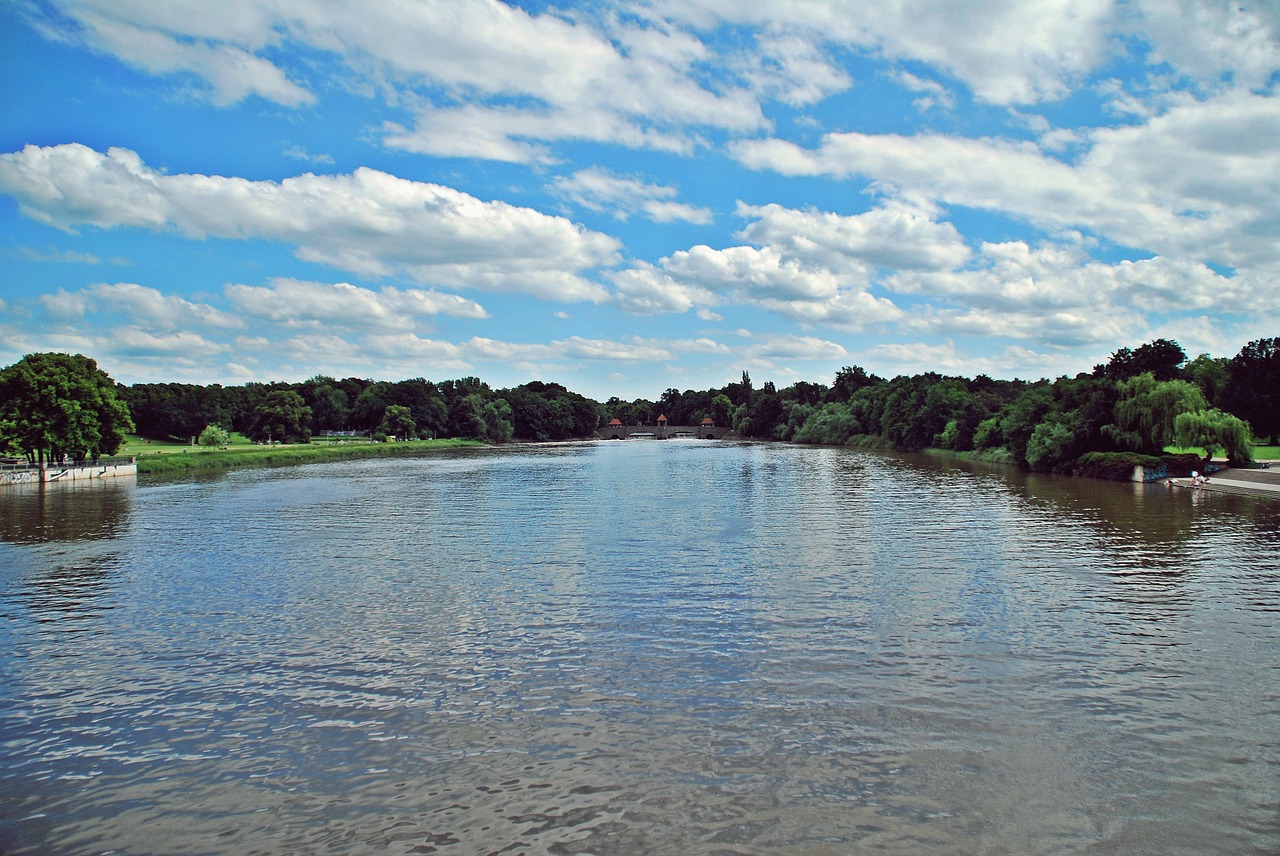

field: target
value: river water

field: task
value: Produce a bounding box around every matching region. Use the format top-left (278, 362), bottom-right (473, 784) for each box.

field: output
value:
top-left (1, 441), bottom-right (1278, 855)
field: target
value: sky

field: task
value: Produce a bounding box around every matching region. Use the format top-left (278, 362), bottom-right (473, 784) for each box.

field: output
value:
top-left (1, 0), bottom-right (1278, 402)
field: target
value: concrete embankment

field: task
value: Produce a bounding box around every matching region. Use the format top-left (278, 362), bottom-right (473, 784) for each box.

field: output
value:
top-left (1, 459), bottom-right (138, 486)
top-left (1166, 463), bottom-right (1280, 499)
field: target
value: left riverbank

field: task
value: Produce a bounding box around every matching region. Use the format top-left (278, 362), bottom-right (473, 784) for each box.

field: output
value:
top-left (133, 438), bottom-right (484, 476)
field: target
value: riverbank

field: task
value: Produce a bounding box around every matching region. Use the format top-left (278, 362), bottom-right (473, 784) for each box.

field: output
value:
top-left (1167, 464), bottom-right (1280, 498)
top-left (133, 437), bottom-right (483, 476)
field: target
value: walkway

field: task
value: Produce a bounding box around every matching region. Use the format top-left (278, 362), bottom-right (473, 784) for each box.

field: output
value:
top-left (1169, 462), bottom-right (1280, 498)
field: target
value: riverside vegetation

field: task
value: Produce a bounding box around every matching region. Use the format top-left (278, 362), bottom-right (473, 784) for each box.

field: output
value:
top-left (1, 337), bottom-right (1276, 480)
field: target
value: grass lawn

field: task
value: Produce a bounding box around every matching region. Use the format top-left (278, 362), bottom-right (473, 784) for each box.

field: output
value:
top-left (1163, 441), bottom-right (1279, 462)
top-left (121, 433), bottom-right (482, 475)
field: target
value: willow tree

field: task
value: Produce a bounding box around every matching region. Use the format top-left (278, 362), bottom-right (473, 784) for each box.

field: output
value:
top-left (1174, 409), bottom-right (1254, 464)
top-left (0, 352), bottom-right (134, 470)
top-left (1103, 372), bottom-right (1207, 453)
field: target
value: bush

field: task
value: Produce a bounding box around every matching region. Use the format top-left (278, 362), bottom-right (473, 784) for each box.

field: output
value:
top-left (198, 424), bottom-right (231, 447)
top-left (1074, 451), bottom-right (1205, 481)
top-left (1026, 419), bottom-right (1075, 472)
top-left (1074, 451), bottom-right (1162, 481)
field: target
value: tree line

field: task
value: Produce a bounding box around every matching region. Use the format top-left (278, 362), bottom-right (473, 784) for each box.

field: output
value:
top-left (1, 337), bottom-right (1276, 476)
top-left (121, 375), bottom-right (602, 446)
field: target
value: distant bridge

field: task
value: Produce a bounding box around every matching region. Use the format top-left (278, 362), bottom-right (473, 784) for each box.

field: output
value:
top-left (597, 420), bottom-right (734, 440)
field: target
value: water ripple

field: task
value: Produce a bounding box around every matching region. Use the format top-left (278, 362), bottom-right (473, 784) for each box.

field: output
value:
top-left (1, 443), bottom-right (1278, 854)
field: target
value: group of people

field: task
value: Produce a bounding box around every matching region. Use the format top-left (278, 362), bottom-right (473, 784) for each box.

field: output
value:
top-left (1166, 470), bottom-right (1210, 488)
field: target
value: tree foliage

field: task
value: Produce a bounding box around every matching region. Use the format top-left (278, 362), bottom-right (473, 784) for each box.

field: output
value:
top-left (198, 424), bottom-right (231, 447)
top-left (1174, 409), bottom-right (1253, 464)
top-left (249, 389), bottom-right (312, 443)
top-left (1222, 337), bottom-right (1280, 444)
top-left (503, 381), bottom-right (601, 441)
top-left (18, 333), bottom-right (1267, 480)
top-left (1101, 338), bottom-right (1186, 381)
top-left (377, 404), bottom-right (417, 440)
top-left (0, 352), bottom-right (134, 467)
top-left (1104, 373), bottom-right (1207, 453)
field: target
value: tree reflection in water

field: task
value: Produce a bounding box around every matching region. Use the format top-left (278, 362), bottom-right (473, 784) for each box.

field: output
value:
top-left (0, 480), bottom-right (133, 628)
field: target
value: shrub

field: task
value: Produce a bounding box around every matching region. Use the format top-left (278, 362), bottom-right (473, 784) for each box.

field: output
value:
top-left (198, 424), bottom-right (231, 447)
top-left (1074, 451), bottom-right (1206, 481)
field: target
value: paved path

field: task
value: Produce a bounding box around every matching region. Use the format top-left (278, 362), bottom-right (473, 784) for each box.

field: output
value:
top-left (1168, 462), bottom-right (1280, 498)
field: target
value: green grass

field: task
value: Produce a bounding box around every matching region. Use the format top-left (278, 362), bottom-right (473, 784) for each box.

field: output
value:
top-left (1163, 442), bottom-right (1279, 462)
top-left (123, 434), bottom-right (483, 476)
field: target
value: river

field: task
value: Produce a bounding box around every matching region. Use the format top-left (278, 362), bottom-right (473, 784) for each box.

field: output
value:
top-left (1, 440), bottom-right (1278, 854)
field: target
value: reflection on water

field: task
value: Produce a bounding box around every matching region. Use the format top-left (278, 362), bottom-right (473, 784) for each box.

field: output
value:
top-left (0, 443), bottom-right (1278, 855)
top-left (0, 481), bottom-right (134, 631)
top-left (0, 479), bottom-right (135, 544)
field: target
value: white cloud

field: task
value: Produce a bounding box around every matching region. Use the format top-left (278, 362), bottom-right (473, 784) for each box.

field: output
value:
top-left (48, 4), bottom-right (313, 106)
top-left (888, 69), bottom-right (955, 111)
top-left (735, 200), bottom-right (971, 272)
top-left (892, 241), bottom-right (1251, 311)
top-left (0, 143), bottom-right (620, 302)
top-left (1135, 0), bottom-right (1280, 92)
top-left (610, 264), bottom-right (722, 315)
top-left (38, 282), bottom-right (244, 329)
top-left (885, 241), bottom-right (1256, 347)
top-left (753, 289), bottom-right (905, 331)
top-left (731, 90), bottom-right (1280, 271)
top-left (283, 145), bottom-right (335, 165)
top-left (656, 0), bottom-right (1120, 106)
top-left (610, 201), bottom-right (941, 329)
top-left (12, 245), bottom-right (101, 264)
top-left (1080, 90), bottom-right (1280, 266)
top-left (864, 340), bottom-right (1083, 379)
top-left (735, 331), bottom-right (850, 361)
top-left (663, 244), bottom-right (841, 301)
top-left (36, 1), bottom-right (766, 161)
top-left (111, 326), bottom-right (229, 358)
top-left (225, 278), bottom-right (488, 331)
top-left (742, 32), bottom-right (852, 107)
top-left (552, 168), bottom-right (713, 224)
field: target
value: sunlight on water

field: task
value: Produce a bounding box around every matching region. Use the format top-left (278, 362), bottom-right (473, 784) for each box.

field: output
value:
top-left (2, 442), bottom-right (1278, 854)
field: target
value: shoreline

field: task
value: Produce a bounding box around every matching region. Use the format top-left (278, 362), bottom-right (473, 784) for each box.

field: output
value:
top-left (1165, 464), bottom-right (1280, 499)
top-left (133, 438), bottom-right (484, 476)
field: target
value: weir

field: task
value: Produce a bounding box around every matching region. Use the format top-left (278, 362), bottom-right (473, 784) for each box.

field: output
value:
top-left (597, 422), bottom-right (735, 440)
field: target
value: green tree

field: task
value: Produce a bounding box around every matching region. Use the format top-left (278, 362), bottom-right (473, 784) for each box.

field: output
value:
top-left (198, 424), bottom-right (231, 447)
top-left (1174, 409), bottom-right (1253, 464)
top-left (741, 384), bottom-right (784, 438)
top-left (0, 352), bottom-right (134, 469)
top-left (302, 376), bottom-right (350, 432)
top-left (1025, 415), bottom-right (1076, 472)
top-left (791, 401), bottom-right (864, 445)
top-left (709, 393), bottom-right (734, 427)
top-left (377, 404), bottom-right (417, 440)
top-left (880, 374), bottom-right (970, 450)
top-left (1183, 353), bottom-right (1230, 405)
top-left (387, 378), bottom-right (447, 438)
top-left (1221, 337), bottom-right (1280, 444)
top-left (827, 365), bottom-right (878, 403)
top-left (1104, 373), bottom-right (1206, 453)
top-left (122, 382), bottom-right (231, 440)
top-left (351, 382), bottom-right (389, 432)
top-left (480, 397), bottom-right (514, 443)
top-left (1101, 338), bottom-right (1186, 381)
top-left (249, 389), bottom-right (312, 443)
top-left (447, 393), bottom-right (512, 443)
top-left (995, 385), bottom-right (1054, 466)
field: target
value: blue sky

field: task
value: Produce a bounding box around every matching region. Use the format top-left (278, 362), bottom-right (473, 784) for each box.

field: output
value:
top-left (1, 0), bottom-right (1278, 401)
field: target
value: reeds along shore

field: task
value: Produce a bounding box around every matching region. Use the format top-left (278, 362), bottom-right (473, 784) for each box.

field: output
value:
top-left (134, 438), bottom-right (481, 475)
